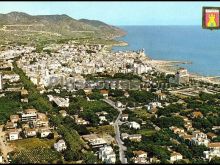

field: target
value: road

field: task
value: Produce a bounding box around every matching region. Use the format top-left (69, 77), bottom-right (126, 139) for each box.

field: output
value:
top-left (102, 99), bottom-right (127, 164)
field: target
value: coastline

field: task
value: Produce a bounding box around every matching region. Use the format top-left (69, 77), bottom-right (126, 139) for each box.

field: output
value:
top-left (111, 42), bottom-right (220, 85)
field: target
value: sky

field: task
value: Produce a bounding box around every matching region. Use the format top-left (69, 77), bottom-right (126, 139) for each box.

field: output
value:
top-left (1, 1), bottom-right (220, 25)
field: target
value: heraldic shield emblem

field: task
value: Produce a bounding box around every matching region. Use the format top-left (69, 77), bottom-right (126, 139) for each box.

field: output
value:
top-left (203, 7), bottom-right (220, 29)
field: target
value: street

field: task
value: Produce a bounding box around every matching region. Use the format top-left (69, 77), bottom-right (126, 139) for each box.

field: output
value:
top-left (102, 99), bottom-right (127, 164)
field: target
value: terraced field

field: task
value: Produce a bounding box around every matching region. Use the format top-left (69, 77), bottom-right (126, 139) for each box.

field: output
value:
top-left (9, 138), bottom-right (62, 164)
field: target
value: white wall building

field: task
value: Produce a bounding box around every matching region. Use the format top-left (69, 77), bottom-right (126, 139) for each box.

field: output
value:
top-left (9, 131), bottom-right (19, 141)
top-left (129, 121), bottom-right (141, 129)
top-left (191, 131), bottom-right (210, 147)
top-left (99, 146), bottom-right (116, 164)
top-left (204, 142), bottom-right (220, 161)
top-left (170, 152), bottom-right (183, 162)
top-left (54, 139), bottom-right (67, 152)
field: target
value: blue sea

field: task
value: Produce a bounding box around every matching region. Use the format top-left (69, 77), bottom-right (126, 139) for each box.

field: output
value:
top-left (113, 26), bottom-right (220, 76)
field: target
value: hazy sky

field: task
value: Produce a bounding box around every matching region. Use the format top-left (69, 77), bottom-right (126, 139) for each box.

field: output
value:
top-left (1, 1), bottom-right (220, 25)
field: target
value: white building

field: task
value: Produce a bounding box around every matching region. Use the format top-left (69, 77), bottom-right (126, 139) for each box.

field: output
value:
top-left (99, 146), bottom-right (116, 164)
top-left (133, 150), bottom-right (148, 164)
top-left (170, 152), bottom-right (183, 162)
top-left (54, 139), bottom-right (67, 152)
top-left (21, 109), bottom-right (37, 122)
top-left (191, 131), bottom-right (210, 147)
top-left (39, 128), bottom-right (52, 138)
top-left (48, 95), bottom-right (69, 108)
top-left (146, 102), bottom-right (162, 111)
top-left (99, 116), bottom-right (107, 124)
top-left (129, 122), bottom-right (140, 129)
top-left (169, 68), bottom-right (189, 84)
top-left (116, 101), bottom-right (125, 108)
top-left (9, 130), bottom-right (19, 141)
top-left (121, 114), bottom-right (129, 121)
top-left (204, 142), bottom-right (220, 161)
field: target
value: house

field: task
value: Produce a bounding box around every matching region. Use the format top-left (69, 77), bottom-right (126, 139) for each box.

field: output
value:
top-left (24, 128), bottom-right (37, 137)
top-left (47, 95), bottom-right (69, 108)
top-left (21, 97), bottom-right (29, 103)
top-left (21, 109), bottom-right (37, 122)
top-left (149, 157), bottom-right (160, 163)
top-left (99, 116), bottom-right (107, 124)
top-left (74, 115), bottom-right (89, 125)
top-left (39, 127), bottom-right (52, 138)
top-left (59, 110), bottom-right (67, 117)
top-left (191, 131), bottom-right (210, 147)
top-left (170, 152), bottom-right (183, 162)
top-left (8, 129), bottom-right (19, 141)
top-left (128, 134), bottom-right (142, 142)
top-left (21, 89), bottom-right (29, 103)
top-left (121, 133), bottom-right (129, 140)
top-left (96, 111), bottom-right (108, 116)
top-left (99, 145), bottom-right (116, 164)
top-left (116, 101), bottom-right (125, 108)
top-left (82, 134), bottom-right (107, 148)
top-left (207, 132), bottom-right (217, 140)
top-left (204, 142), bottom-right (220, 161)
top-left (35, 113), bottom-right (49, 127)
top-left (83, 88), bottom-right (92, 95)
top-left (208, 142), bottom-right (220, 150)
top-left (147, 102), bottom-right (162, 110)
top-left (132, 150), bottom-right (148, 164)
top-left (54, 139), bottom-right (67, 152)
top-left (128, 121), bottom-right (140, 129)
top-left (90, 137), bottom-right (107, 148)
top-left (10, 115), bottom-right (20, 123)
top-left (124, 92), bottom-right (130, 98)
top-left (169, 126), bottom-right (185, 134)
top-left (121, 114), bottom-right (129, 121)
top-left (5, 121), bottom-right (17, 130)
top-left (21, 89), bottom-right (28, 97)
top-left (22, 123), bottom-right (30, 130)
top-left (100, 90), bottom-right (109, 98)
top-left (182, 135), bottom-right (194, 141)
top-left (191, 111), bottom-right (203, 118)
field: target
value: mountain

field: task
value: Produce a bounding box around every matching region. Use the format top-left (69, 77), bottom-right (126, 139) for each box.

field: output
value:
top-left (0, 11), bottom-right (126, 42)
top-left (79, 19), bottom-right (125, 38)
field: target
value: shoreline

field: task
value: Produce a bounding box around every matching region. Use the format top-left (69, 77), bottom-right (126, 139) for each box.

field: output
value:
top-left (111, 42), bottom-right (220, 85)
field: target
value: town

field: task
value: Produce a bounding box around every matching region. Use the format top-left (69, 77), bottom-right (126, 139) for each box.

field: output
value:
top-left (0, 42), bottom-right (220, 164)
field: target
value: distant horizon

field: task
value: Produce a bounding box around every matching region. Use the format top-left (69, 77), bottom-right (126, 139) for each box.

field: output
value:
top-left (1, 2), bottom-right (220, 26)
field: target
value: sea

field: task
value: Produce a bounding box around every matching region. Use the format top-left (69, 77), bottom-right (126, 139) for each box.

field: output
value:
top-left (112, 26), bottom-right (220, 77)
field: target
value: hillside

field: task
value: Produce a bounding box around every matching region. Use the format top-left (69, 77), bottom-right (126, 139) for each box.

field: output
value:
top-left (0, 11), bottom-right (126, 45)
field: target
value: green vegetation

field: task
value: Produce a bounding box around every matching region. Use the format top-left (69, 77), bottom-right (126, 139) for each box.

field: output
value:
top-left (0, 92), bottom-right (21, 124)
top-left (13, 60), bottom-right (53, 113)
top-left (87, 125), bottom-right (115, 136)
top-left (153, 116), bottom-right (184, 128)
top-left (9, 138), bottom-right (61, 164)
top-left (68, 97), bottom-right (118, 126)
top-left (137, 129), bottom-right (156, 137)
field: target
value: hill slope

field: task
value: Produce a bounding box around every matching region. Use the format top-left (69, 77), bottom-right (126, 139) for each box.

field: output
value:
top-left (0, 11), bottom-right (126, 45)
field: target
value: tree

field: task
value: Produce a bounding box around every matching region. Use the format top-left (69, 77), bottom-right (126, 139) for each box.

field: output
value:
top-left (82, 152), bottom-right (98, 164)
top-left (76, 89), bottom-right (86, 96)
top-left (191, 144), bottom-right (208, 158)
top-left (88, 92), bottom-right (103, 100)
